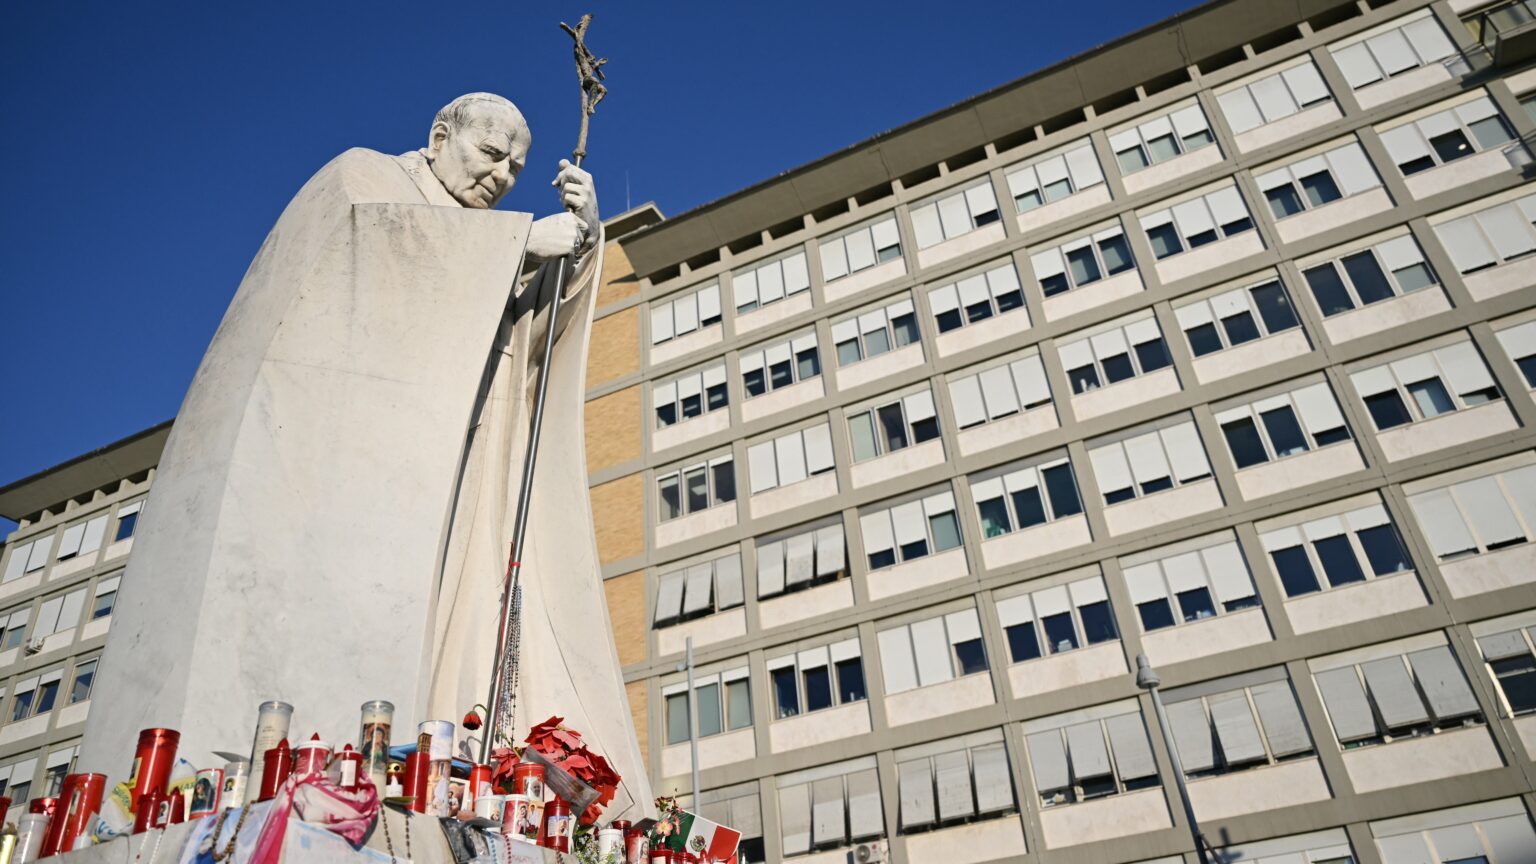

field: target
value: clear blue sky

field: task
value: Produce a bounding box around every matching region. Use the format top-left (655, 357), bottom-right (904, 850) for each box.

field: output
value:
top-left (0, 0), bottom-right (1193, 505)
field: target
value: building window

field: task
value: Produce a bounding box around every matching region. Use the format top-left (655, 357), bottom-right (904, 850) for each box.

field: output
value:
top-left (1312, 642), bottom-right (1483, 748)
top-left (1, 609), bottom-right (28, 650)
top-left (1433, 193), bottom-right (1536, 276)
top-left (652, 552), bottom-right (744, 629)
top-left (949, 352), bottom-right (1052, 431)
top-left (1372, 799), bottom-right (1536, 864)
top-left (654, 363), bottom-right (728, 428)
top-left (740, 332), bottom-right (820, 398)
top-left (1006, 139), bottom-right (1106, 211)
top-left (732, 251), bottom-right (811, 315)
top-left (777, 760), bottom-right (884, 855)
top-left (1476, 628), bottom-right (1536, 715)
top-left (69, 659), bottom-right (97, 705)
top-left (971, 458), bottom-right (1083, 539)
top-left (859, 492), bottom-right (962, 570)
top-left (996, 575), bottom-right (1117, 663)
top-left (877, 608), bottom-right (988, 695)
top-left (1108, 104), bottom-right (1216, 175)
top-left (693, 788), bottom-right (765, 863)
top-left (1122, 535), bottom-right (1260, 632)
top-left (1255, 141), bottom-right (1381, 220)
top-left (1217, 61), bottom-right (1333, 135)
top-left (1164, 672), bottom-right (1314, 778)
top-left (820, 215), bottom-right (902, 282)
top-left (1176, 279), bottom-right (1300, 358)
top-left (1407, 463), bottom-right (1536, 563)
top-left (649, 282), bottom-right (722, 346)
top-left (1031, 226), bottom-right (1136, 298)
top-left (928, 262), bottom-right (1026, 334)
top-left (1301, 235), bottom-right (1436, 317)
top-left (1216, 382), bottom-right (1352, 469)
top-left (847, 390), bottom-right (939, 462)
top-left (747, 423), bottom-right (836, 495)
top-left (1025, 702), bottom-right (1159, 806)
top-left (1495, 321), bottom-right (1536, 389)
top-left (657, 456), bottom-right (735, 523)
top-left (757, 523), bottom-right (847, 599)
top-left (664, 667), bottom-right (751, 744)
top-left (766, 639), bottom-right (866, 720)
top-left (1059, 315), bottom-right (1173, 394)
top-left (1378, 96), bottom-right (1515, 177)
top-left (9, 670), bottom-right (65, 723)
top-left (114, 501), bottom-right (144, 542)
top-left (831, 297), bottom-right (921, 366)
top-left (910, 181), bottom-right (1001, 249)
top-left (54, 515), bottom-right (108, 562)
top-left (3, 534), bottom-right (54, 584)
top-left (1330, 12), bottom-right (1457, 91)
top-left (896, 733), bottom-right (1015, 833)
top-left (1087, 419), bottom-right (1212, 505)
top-left (1140, 184), bottom-right (1256, 260)
top-left (1350, 340), bottom-right (1502, 432)
top-left (1261, 502), bottom-right (1413, 598)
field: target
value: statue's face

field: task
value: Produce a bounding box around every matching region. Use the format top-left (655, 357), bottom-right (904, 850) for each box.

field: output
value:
top-left (427, 102), bottom-right (530, 209)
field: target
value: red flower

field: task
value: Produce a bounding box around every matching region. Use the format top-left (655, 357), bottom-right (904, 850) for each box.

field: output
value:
top-left (462, 710), bottom-right (483, 731)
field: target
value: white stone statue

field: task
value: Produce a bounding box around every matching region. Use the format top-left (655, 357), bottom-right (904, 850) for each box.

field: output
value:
top-left (80, 93), bottom-right (652, 821)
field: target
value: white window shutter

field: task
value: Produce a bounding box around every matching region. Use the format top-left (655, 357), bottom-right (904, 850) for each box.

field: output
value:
top-left (673, 292), bottom-right (699, 334)
top-left (877, 626), bottom-right (919, 694)
top-left (911, 204), bottom-right (943, 249)
top-left (814, 525), bottom-right (845, 577)
top-left (860, 511), bottom-right (896, 557)
top-left (1035, 155), bottom-right (1070, 188)
top-left (944, 608), bottom-right (981, 644)
top-left (55, 525), bottom-right (85, 560)
top-left (979, 366), bottom-right (1021, 418)
top-left (26, 540), bottom-right (50, 573)
top-left (1031, 247), bottom-right (1067, 280)
top-left (1455, 476), bottom-right (1524, 548)
top-left (1160, 422), bottom-right (1210, 482)
top-left (1123, 562), bottom-right (1169, 604)
top-left (1124, 431), bottom-right (1172, 487)
top-left (898, 760), bottom-right (936, 830)
top-left (1292, 383), bottom-right (1347, 436)
top-left (653, 571), bottom-right (685, 624)
top-left (778, 785), bottom-right (810, 856)
top-left (1315, 667), bottom-right (1376, 741)
top-left (1065, 145), bottom-right (1104, 188)
top-left (949, 376), bottom-right (988, 428)
top-left (1167, 699), bottom-right (1216, 771)
top-left (1218, 87), bottom-right (1265, 134)
top-left (964, 183), bottom-right (998, 219)
top-left (1326, 143), bottom-right (1380, 196)
top-left (1172, 198), bottom-right (1216, 238)
top-left (1435, 216), bottom-right (1498, 274)
top-left (1251, 679), bottom-right (1311, 757)
top-left (1106, 712), bottom-right (1157, 779)
top-left (995, 594), bottom-right (1034, 628)
top-left (1176, 301), bottom-right (1214, 330)
top-left (1281, 63), bottom-right (1329, 107)
top-left (757, 261), bottom-right (785, 305)
top-left (904, 390), bottom-right (937, 423)
top-left (972, 743), bottom-right (1014, 813)
top-left (1026, 731), bottom-right (1069, 792)
top-left (934, 750), bottom-right (975, 821)
top-left (650, 304), bottom-right (674, 344)
top-left (33, 597), bottom-right (63, 639)
top-left (891, 501), bottom-right (927, 547)
top-left (1006, 165), bottom-right (1040, 201)
top-left (871, 218), bottom-right (900, 251)
top-left (1379, 124), bottom-right (1431, 169)
top-left (1376, 234), bottom-right (1425, 271)
top-left (844, 228), bottom-right (877, 272)
top-left (1403, 16), bottom-right (1455, 62)
top-left (1367, 29), bottom-right (1419, 76)
top-left (1361, 657), bottom-right (1430, 728)
top-left (1435, 341), bottom-right (1496, 398)
top-left (1207, 186), bottom-right (1250, 227)
top-left (1333, 42), bottom-right (1382, 89)
top-left (1496, 321), bottom-right (1536, 359)
top-left (1407, 646), bottom-right (1481, 720)
top-left (910, 617), bottom-right (954, 686)
top-left (928, 284), bottom-right (960, 316)
top-left (1089, 444), bottom-right (1134, 496)
top-left (783, 254), bottom-right (810, 295)
top-left (1010, 356), bottom-right (1051, 406)
top-left (937, 193), bottom-right (971, 239)
top-left (1065, 721), bottom-right (1112, 779)
top-left (1201, 542), bottom-right (1256, 603)
top-left (1475, 206), bottom-right (1536, 262)
top-left (57, 590), bottom-right (86, 633)
top-left (748, 442), bottom-right (779, 494)
top-left (1170, 104), bottom-right (1209, 137)
top-left (846, 769), bottom-right (883, 840)
top-left (681, 563), bottom-right (715, 615)
top-left (802, 424), bottom-right (836, 475)
top-left (820, 238), bottom-right (849, 281)
top-left (3, 543), bottom-right (30, 583)
top-left (1408, 487), bottom-right (1478, 559)
top-left (774, 433), bottom-right (808, 485)
top-left (785, 533), bottom-right (815, 588)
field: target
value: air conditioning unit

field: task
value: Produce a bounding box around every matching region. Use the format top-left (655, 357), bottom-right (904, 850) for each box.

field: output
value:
top-left (853, 840), bottom-right (886, 863)
top-left (24, 638), bottom-right (45, 655)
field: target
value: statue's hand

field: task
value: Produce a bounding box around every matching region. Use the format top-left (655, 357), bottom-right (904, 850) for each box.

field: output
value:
top-left (553, 159), bottom-right (598, 241)
top-left (527, 212), bottom-right (588, 263)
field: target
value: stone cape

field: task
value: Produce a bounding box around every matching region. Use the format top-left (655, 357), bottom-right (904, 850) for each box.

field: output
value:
top-left (79, 146), bottom-right (652, 821)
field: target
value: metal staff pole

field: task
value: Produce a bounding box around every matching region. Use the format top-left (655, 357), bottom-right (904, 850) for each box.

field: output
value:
top-left (1136, 655), bottom-right (1213, 864)
top-left (479, 13), bottom-right (607, 764)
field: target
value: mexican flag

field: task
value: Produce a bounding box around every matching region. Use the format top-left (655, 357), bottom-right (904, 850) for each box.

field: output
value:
top-left (664, 809), bottom-right (742, 863)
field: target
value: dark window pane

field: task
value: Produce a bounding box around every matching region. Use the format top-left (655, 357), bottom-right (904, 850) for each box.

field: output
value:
top-left (1079, 601), bottom-right (1118, 644)
top-left (1068, 365), bottom-right (1101, 394)
top-left (772, 666), bottom-right (799, 719)
top-left (877, 403), bottom-right (910, 453)
top-left (1266, 185), bottom-right (1305, 219)
top-left (1100, 235), bottom-right (1134, 274)
top-left (1043, 179), bottom-right (1073, 202)
top-left (836, 340), bottom-right (862, 366)
top-left (656, 403), bottom-right (678, 427)
top-left (1102, 352), bottom-right (1136, 383)
top-left (1517, 354), bottom-right (1536, 388)
top-left (769, 361), bottom-right (793, 389)
top-left (978, 498), bottom-right (1012, 538)
top-left (1140, 476), bottom-right (1175, 495)
top-left (1147, 134), bottom-right (1180, 163)
top-left (1399, 155), bottom-right (1437, 175)
top-left (1006, 623), bottom-right (1042, 662)
top-left (803, 666), bottom-right (833, 713)
top-left (684, 468), bottom-right (709, 515)
top-left (1187, 323), bottom-right (1224, 357)
top-left (973, 209), bottom-right (1001, 227)
top-left (1187, 229), bottom-right (1220, 248)
top-left (797, 349), bottom-right (821, 380)
top-left (1313, 426), bottom-right (1352, 446)
top-left (1104, 486), bottom-right (1137, 505)
top-left (965, 301), bottom-right (994, 324)
top-left (706, 384), bottom-right (728, 411)
top-left (1298, 171), bottom-right (1342, 207)
top-left (659, 477), bottom-right (682, 521)
top-left (994, 289), bottom-right (1026, 313)
top-left (1358, 524), bottom-right (1412, 575)
top-left (1042, 464), bottom-right (1083, 518)
top-left (681, 394), bottom-right (703, 419)
top-left (1221, 311), bottom-right (1261, 346)
top-left (1117, 146), bottom-right (1150, 174)
top-left (1428, 128), bottom-right (1474, 164)
top-left (116, 512), bottom-right (139, 541)
top-left (868, 549), bottom-right (897, 570)
top-left (1271, 546), bottom-right (1322, 596)
top-left (696, 683), bottom-right (722, 737)
top-left (929, 512), bottom-right (962, 552)
top-left (744, 369), bottom-right (766, 397)
top-left (1407, 378), bottom-right (1455, 418)
top-left (836, 658), bottom-right (867, 703)
top-left (1250, 282), bottom-right (1298, 333)
top-left (1134, 338), bottom-right (1172, 372)
top-left (1470, 115), bottom-right (1513, 149)
top-left (911, 417), bottom-right (941, 444)
top-left (666, 693), bottom-right (690, 744)
top-left (1138, 599), bottom-right (1176, 631)
top-left (1182, 129), bottom-right (1214, 150)
top-left (1364, 391), bottom-right (1413, 430)
top-left (1341, 252), bottom-right (1395, 305)
top-left (1220, 217), bottom-right (1254, 236)
top-left (713, 462), bottom-right (736, 504)
top-left (899, 539), bottom-right (929, 561)
top-left (1015, 190), bottom-right (1043, 212)
top-left (1222, 418), bottom-right (1270, 468)
top-left (1040, 274), bottom-right (1072, 297)
top-left (1148, 224), bottom-right (1184, 259)
top-left (1304, 264), bottom-right (1355, 316)
top-left (891, 315), bottom-right (921, 348)
top-left (1067, 247), bottom-right (1103, 286)
top-left (1176, 587), bottom-right (1217, 622)
top-left (936, 309), bottom-right (964, 333)
top-left (878, 243), bottom-right (902, 263)
top-left (1042, 613), bottom-right (1080, 653)
top-left (954, 639), bottom-right (989, 675)
top-left (1314, 535), bottom-right (1366, 587)
top-left (1492, 656), bottom-right (1536, 714)
top-left (34, 682), bottom-right (58, 715)
top-left (1393, 262), bottom-right (1436, 292)
top-left (1011, 487), bottom-right (1047, 529)
top-left (1259, 406), bottom-right (1309, 457)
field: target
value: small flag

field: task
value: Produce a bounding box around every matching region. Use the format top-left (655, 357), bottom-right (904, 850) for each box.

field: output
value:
top-left (665, 809), bottom-right (742, 863)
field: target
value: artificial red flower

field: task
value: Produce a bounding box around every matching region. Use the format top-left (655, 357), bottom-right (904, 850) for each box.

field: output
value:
top-left (462, 710), bottom-right (483, 731)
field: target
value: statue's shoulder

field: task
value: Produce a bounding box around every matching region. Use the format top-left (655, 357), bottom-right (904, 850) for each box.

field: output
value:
top-left (297, 148), bottom-right (420, 206)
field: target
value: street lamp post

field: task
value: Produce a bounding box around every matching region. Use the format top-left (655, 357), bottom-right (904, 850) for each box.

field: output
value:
top-left (1136, 654), bottom-right (1213, 864)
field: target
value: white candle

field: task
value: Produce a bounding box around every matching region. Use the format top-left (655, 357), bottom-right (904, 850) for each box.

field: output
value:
top-left (243, 700), bottom-right (292, 803)
top-left (358, 700), bottom-right (394, 797)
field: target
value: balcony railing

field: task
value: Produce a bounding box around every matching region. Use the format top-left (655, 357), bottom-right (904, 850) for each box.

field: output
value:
top-left (1472, 0), bottom-right (1536, 66)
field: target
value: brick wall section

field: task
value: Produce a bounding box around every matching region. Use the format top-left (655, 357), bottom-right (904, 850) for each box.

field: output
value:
top-left (625, 679), bottom-right (648, 774)
top-left (584, 386), bottom-right (642, 474)
top-left (589, 473), bottom-right (645, 565)
top-left (585, 307), bottom-right (639, 391)
top-left (597, 241), bottom-right (642, 306)
top-left (602, 570), bottom-right (647, 667)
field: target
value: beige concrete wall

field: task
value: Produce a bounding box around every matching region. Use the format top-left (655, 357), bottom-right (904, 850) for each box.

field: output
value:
top-left (584, 386), bottom-right (641, 475)
top-left (590, 474), bottom-right (645, 565)
top-left (586, 307), bottom-right (640, 391)
top-left (603, 570), bottom-right (647, 668)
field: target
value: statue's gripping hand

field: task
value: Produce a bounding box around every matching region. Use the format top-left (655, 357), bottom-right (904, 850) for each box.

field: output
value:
top-left (526, 160), bottom-right (599, 263)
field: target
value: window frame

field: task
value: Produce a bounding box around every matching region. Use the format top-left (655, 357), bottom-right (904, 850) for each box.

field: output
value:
top-left (1261, 502), bottom-right (1415, 600)
top-left (1329, 11), bottom-right (1458, 92)
top-left (927, 262), bottom-right (1027, 335)
top-left (663, 666), bottom-right (752, 744)
top-left (732, 251), bottom-right (812, 316)
top-left (1300, 235), bottom-right (1437, 318)
top-left (1030, 226), bottom-right (1138, 298)
top-left (846, 389), bottom-right (940, 463)
top-left (1005, 139), bottom-right (1107, 211)
top-left (1059, 316), bottom-right (1174, 395)
top-left (1026, 706), bottom-right (1160, 807)
top-left (1349, 340), bottom-right (1503, 433)
top-left (970, 456), bottom-right (1085, 539)
top-left (1217, 60), bottom-right (1335, 136)
top-left (909, 181), bottom-right (1002, 249)
top-left (1254, 142), bottom-right (1380, 222)
top-left (1086, 418), bottom-right (1214, 506)
top-left (653, 362), bottom-right (729, 429)
top-left (859, 491), bottom-right (964, 571)
top-left (1139, 184), bottom-right (1257, 261)
top-left (877, 608), bottom-right (989, 695)
top-left (656, 455), bottom-right (736, 523)
top-left (831, 298), bottom-right (922, 367)
top-left (766, 638), bottom-right (867, 720)
top-left (1107, 103), bottom-right (1217, 176)
top-left (1406, 463), bottom-right (1536, 562)
top-left (740, 332), bottom-right (821, 399)
top-left (1122, 536), bottom-right (1261, 634)
top-left (649, 282), bottom-right (723, 347)
top-left (1175, 278), bottom-right (1302, 359)
top-left (995, 574), bottom-right (1119, 665)
top-left (1377, 96), bottom-right (1515, 177)
top-left (1215, 382), bottom-right (1353, 470)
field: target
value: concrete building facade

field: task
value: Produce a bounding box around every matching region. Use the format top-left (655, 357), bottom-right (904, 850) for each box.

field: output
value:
top-left (586, 0), bottom-right (1536, 862)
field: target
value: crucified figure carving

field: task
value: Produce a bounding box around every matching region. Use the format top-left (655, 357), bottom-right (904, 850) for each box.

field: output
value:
top-left (560, 14), bottom-right (607, 166)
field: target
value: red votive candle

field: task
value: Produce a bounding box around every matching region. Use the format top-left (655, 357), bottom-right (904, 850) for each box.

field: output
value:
top-left (129, 728), bottom-right (180, 815)
top-left (258, 739), bottom-right (293, 802)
